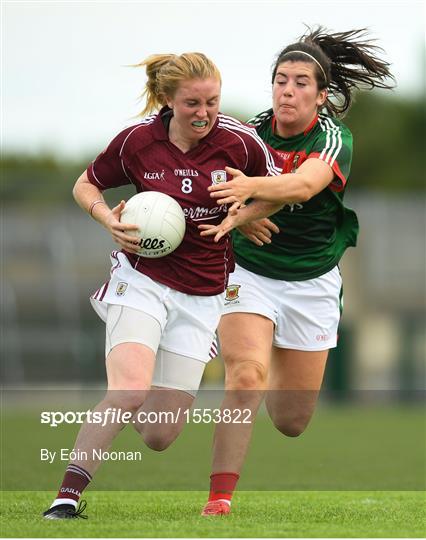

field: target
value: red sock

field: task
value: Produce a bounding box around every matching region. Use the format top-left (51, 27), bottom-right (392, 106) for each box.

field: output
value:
top-left (52, 464), bottom-right (92, 507)
top-left (208, 472), bottom-right (240, 505)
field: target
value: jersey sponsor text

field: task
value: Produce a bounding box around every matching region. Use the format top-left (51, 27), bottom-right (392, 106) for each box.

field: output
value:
top-left (184, 204), bottom-right (228, 221)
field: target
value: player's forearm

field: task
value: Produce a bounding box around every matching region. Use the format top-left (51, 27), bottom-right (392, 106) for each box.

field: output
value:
top-left (250, 172), bottom-right (313, 204)
top-left (72, 172), bottom-right (111, 226)
top-left (237, 200), bottom-right (283, 226)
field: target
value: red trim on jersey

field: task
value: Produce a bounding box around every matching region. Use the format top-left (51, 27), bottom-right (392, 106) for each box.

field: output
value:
top-left (303, 114), bottom-right (319, 135)
top-left (309, 152), bottom-right (346, 191)
top-left (271, 114), bottom-right (319, 136)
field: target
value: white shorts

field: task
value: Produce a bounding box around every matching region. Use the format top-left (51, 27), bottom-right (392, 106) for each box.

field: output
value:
top-left (223, 264), bottom-right (343, 351)
top-left (91, 252), bottom-right (222, 363)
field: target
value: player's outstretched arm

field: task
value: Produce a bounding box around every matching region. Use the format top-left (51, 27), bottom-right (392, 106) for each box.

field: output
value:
top-left (72, 171), bottom-right (141, 254)
top-left (209, 160), bottom-right (334, 207)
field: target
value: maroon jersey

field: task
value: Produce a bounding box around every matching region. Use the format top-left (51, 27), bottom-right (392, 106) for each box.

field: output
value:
top-left (87, 107), bottom-right (282, 295)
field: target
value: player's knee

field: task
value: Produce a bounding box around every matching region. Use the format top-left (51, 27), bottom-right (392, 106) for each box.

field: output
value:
top-left (227, 360), bottom-right (268, 390)
top-left (271, 413), bottom-right (311, 437)
top-left (141, 426), bottom-right (180, 452)
top-left (106, 389), bottom-right (145, 414)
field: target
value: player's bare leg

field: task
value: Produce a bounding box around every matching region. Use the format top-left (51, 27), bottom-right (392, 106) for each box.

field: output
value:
top-left (134, 386), bottom-right (194, 451)
top-left (43, 343), bottom-right (155, 519)
top-left (202, 313), bottom-right (273, 516)
top-left (71, 343), bottom-right (156, 474)
top-left (134, 349), bottom-right (205, 450)
top-left (265, 348), bottom-right (329, 436)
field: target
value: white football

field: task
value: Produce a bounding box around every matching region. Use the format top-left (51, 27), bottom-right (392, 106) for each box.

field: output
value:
top-left (120, 191), bottom-right (186, 258)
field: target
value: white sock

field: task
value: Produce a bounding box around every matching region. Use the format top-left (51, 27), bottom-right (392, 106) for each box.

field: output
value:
top-left (50, 498), bottom-right (77, 509)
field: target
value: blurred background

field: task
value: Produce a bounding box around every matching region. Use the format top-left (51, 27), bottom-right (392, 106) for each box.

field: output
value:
top-left (1, 0), bottom-right (425, 396)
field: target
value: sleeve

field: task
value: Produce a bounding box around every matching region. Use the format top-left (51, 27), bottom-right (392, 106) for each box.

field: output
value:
top-left (308, 119), bottom-right (353, 192)
top-left (243, 127), bottom-right (284, 178)
top-left (86, 126), bottom-right (136, 190)
top-left (245, 109), bottom-right (273, 129)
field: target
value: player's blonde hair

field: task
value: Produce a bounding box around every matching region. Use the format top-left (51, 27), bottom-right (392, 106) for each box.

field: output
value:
top-left (135, 52), bottom-right (222, 117)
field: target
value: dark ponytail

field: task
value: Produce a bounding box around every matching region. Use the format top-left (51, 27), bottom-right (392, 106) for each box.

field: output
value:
top-left (273, 26), bottom-right (396, 116)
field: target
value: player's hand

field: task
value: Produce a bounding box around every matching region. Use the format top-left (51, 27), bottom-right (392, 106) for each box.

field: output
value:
top-left (104, 200), bottom-right (141, 254)
top-left (208, 167), bottom-right (256, 213)
top-left (198, 212), bottom-right (241, 243)
top-left (237, 218), bottom-right (280, 246)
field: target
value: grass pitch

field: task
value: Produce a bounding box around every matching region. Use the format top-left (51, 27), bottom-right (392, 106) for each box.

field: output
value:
top-left (1, 490), bottom-right (425, 538)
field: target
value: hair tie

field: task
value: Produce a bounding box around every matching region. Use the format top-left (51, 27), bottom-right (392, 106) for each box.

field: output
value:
top-left (89, 199), bottom-right (106, 216)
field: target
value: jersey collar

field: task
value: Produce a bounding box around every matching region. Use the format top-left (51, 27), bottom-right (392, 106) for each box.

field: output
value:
top-left (271, 113), bottom-right (319, 138)
top-left (152, 106), bottom-right (173, 141)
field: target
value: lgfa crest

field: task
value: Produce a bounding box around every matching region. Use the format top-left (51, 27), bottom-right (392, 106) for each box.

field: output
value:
top-left (211, 170), bottom-right (227, 185)
top-left (225, 284), bottom-right (241, 301)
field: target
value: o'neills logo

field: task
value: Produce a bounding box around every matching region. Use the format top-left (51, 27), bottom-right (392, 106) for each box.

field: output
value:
top-left (225, 284), bottom-right (241, 301)
top-left (174, 169), bottom-right (199, 177)
top-left (184, 204), bottom-right (227, 221)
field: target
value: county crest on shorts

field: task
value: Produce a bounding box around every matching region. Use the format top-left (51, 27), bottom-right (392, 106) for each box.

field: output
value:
top-left (211, 170), bottom-right (227, 185)
top-left (225, 284), bottom-right (240, 301)
top-left (115, 282), bottom-right (128, 296)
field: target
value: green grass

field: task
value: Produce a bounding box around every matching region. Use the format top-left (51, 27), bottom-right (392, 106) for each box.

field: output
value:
top-left (1, 490), bottom-right (425, 537)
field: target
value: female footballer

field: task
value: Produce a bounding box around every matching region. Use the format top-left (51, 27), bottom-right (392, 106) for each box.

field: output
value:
top-left (42, 52), bottom-right (282, 519)
top-left (200, 27), bottom-right (395, 515)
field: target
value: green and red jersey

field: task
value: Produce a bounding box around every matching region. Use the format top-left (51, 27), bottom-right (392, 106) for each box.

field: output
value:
top-left (233, 109), bottom-right (359, 281)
